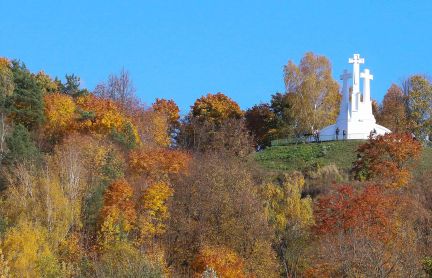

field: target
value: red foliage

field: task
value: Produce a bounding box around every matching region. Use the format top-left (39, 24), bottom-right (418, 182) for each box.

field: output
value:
top-left (352, 133), bottom-right (422, 188)
top-left (128, 148), bottom-right (190, 179)
top-left (314, 185), bottom-right (399, 242)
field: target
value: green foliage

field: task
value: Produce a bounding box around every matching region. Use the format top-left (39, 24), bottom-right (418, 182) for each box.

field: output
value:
top-left (423, 257), bottom-right (432, 277)
top-left (82, 151), bottom-right (125, 242)
top-left (9, 60), bottom-right (44, 129)
top-left (101, 149), bottom-right (125, 181)
top-left (5, 124), bottom-right (39, 164)
top-left (60, 74), bottom-right (88, 98)
top-left (255, 141), bottom-right (363, 173)
top-left (110, 122), bottom-right (138, 149)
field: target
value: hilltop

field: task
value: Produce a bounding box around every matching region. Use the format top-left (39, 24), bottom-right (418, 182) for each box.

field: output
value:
top-left (255, 140), bottom-right (432, 177)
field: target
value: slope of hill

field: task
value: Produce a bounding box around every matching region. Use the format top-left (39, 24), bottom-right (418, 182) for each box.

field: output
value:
top-left (255, 140), bottom-right (432, 174)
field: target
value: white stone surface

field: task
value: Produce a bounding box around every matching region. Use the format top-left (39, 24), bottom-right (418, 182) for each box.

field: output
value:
top-left (318, 54), bottom-right (391, 141)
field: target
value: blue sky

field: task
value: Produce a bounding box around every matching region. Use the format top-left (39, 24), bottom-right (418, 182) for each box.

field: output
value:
top-left (1, 0), bottom-right (431, 113)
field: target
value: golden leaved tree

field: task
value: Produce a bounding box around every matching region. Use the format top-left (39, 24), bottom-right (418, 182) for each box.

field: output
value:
top-left (283, 52), bottom-right (340, 135)
top-left (261, 172), bottom-right (314, 276)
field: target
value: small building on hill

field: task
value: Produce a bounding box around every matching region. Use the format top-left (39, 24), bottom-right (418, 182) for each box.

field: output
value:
top-left (318, 54), bottom-right (391, 141)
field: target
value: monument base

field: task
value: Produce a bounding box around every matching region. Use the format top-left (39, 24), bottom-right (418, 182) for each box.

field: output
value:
top-left (318, 121), bottom-right (391, 141)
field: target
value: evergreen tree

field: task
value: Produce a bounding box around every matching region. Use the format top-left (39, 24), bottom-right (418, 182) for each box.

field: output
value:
top-left (9, 61), bottom-right (44, 129)
top-left (5, 124), bottom-right (39, 164)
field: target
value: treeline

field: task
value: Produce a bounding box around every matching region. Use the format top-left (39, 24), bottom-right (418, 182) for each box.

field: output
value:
top-left (0, 54), bottom-right (431, 277)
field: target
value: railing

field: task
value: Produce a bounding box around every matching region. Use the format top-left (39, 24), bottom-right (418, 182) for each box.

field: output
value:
top-left (271, 133), bottom-right (372, 146)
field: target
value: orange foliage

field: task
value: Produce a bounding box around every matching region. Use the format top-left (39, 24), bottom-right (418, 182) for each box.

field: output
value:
top-left (128, 148), bottom-right (190, 179)
top-left (314, 185), bottom-right (399, 242)
top-left (191, 93), bottom-right (243, 125)
top-left (191, 245), bottom-right (247, 278)
top-left (76, 94), bottom-right (140, 144)
top-left (152, 98), bottom-right (180, 128)
top-left (0, 57), bottom-right (10, 67)
top-left (99, 179), bottom-right (137, 246)
top-left (352, 133), bottom-right (422, 188)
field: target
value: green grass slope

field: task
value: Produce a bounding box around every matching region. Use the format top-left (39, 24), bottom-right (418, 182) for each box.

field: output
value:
top-left (255, 141), bottom-right (363, 172)
top-left (255, 140), bottom-right (432, 175)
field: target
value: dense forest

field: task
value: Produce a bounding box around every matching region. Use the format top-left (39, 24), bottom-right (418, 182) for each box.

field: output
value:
top-left (0, 53), bottom-right (431, 277)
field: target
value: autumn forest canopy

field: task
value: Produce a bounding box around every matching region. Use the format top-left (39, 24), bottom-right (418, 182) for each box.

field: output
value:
top-left (0, 53), bottom-right (432, 277)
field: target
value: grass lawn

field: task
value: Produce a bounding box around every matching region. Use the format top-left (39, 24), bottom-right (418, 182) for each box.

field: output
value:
top-left (255, 140), bottom-right (432, 175)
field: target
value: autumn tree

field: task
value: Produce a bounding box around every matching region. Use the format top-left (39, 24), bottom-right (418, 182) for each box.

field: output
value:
top-left (166, 154), bottom-right (278, 277)
top-left (402, 75), bottom-right (432, 140)
top-left (98, 179), bottom-right (136, 249)
top-left (377, 84), bottom-right (408, 132)
top-left (282, 52), bottom-right (340, 136)
top-left (43, 93), bottom-right (76, 144)
top-left (245, 103), bottom-right (277, 148)
top-left (352, 132), bottom-right (422, 188)
top-left (76, 94), bottom-right (140, 147)
top-left (190, 92), bottom-right (243, 125)
top-left (134, 109), bottom-right (171, 147)
top-left (138, 181), bottom-right (173, 243)
top-left (152, 98), bottom-right (180, 139)
top-left (261, 173), bottom-right (314, 276)
top-left (35, 71), bottom-right (59, 95)
top-left (128, 147), bottom-right (190, 181)
top-left (2, 220), bottom-right (60, 277)
top-left (179, 117), bottom-right (253, 156)
top-left (94, 241), bottom-right (164, 277)
top-left (309, 185), bottom-right (422, 276)
top-left (191, 245), bottom-right (247, 278)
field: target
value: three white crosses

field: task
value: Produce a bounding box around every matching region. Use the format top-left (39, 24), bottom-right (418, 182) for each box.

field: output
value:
top-left (341, 54), bottom-right (374, 117)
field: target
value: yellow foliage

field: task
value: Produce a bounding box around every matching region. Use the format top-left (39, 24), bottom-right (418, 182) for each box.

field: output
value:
top-left (44, 93), bottom-right (76, 137)
top-left (138, 181), bottom-right (173, 242)
top-left (0, 57), bottom-right (14, 98)
top-left (136, 110), bottom-right (170, 147)
top-left (2, 220), bottom-right (59, 277)
top-left (3, 167), bottom-right (75, 247)
top-left (262, 172), bottom-right (314, 233)
top-left (151, 112), bottom-right (170, 147)
top-left (35, 71), bottom-right (59, 94)
top-left (191, 92), bottom-right (243, 125)
top-left (0, 245), bottom-right (11, 278)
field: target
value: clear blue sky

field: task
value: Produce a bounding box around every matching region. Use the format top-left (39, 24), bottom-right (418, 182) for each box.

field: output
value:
top-left (1, 0), bottom-right (431, 113)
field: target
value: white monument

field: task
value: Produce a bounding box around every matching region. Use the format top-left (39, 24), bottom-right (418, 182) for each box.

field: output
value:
top-left (318, 54), bottom-right (391, 141)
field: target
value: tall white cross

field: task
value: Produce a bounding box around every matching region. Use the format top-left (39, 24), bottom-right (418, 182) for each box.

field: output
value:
top-left (348, 54), bottom-right (364, 95)
top-left (338, 69), bottom-right (352, 121)
top-left (340, 69), bottom-right (351, 105)
top-left (360, 69), bottom-right (373, 103)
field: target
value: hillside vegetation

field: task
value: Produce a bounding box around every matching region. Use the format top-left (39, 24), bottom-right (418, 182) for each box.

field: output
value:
top-left (256, 140), bottom-right (432, 176)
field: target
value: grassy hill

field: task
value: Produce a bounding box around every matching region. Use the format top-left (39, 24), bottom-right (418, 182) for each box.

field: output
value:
top-left (255, 140), bottom-right (432, 175)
